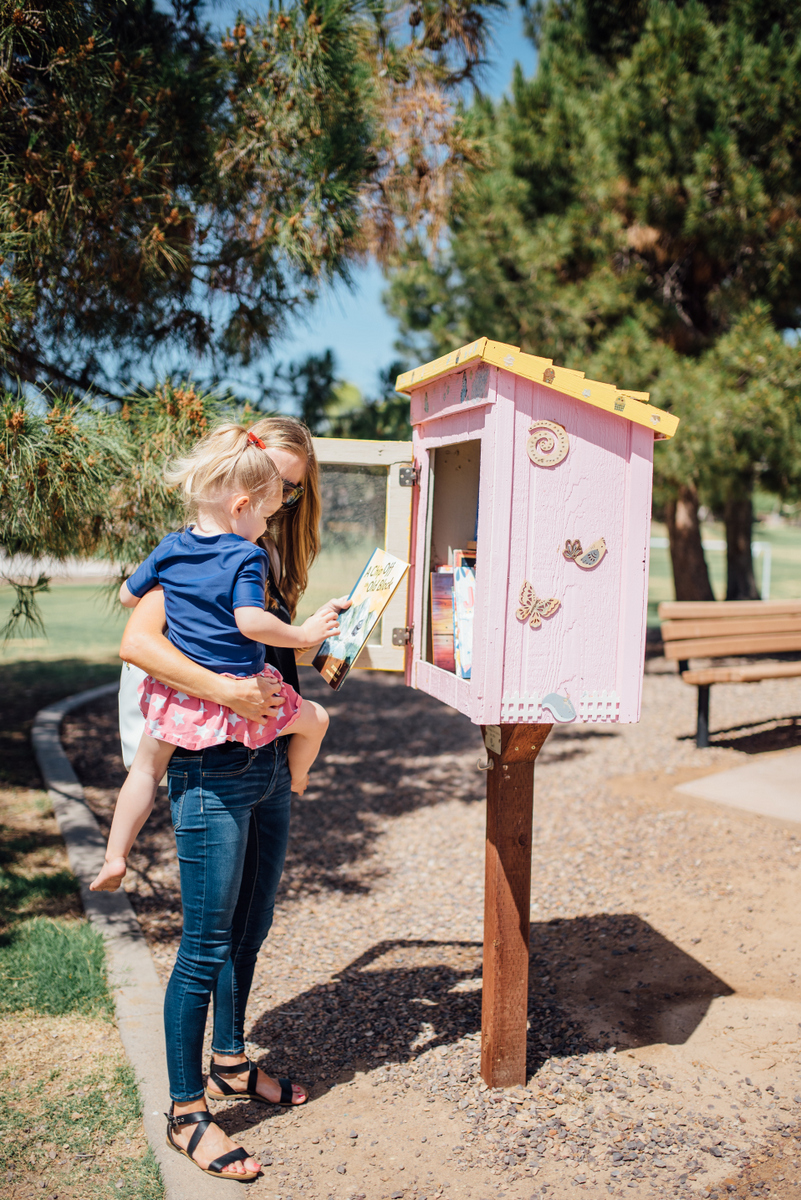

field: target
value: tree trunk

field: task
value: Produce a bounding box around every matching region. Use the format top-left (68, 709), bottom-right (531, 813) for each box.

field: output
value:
top-left (724, 490), bottom-right (760, 600)
top-left (665, 483), bottom-right (715, 602)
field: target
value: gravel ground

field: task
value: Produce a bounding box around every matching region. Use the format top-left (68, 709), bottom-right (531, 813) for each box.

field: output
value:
top-left (61, 661), bottom-right (801, 1200)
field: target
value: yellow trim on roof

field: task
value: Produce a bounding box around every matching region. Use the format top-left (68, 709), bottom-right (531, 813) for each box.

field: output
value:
top-left (395, 338), bottom-right (679, 440)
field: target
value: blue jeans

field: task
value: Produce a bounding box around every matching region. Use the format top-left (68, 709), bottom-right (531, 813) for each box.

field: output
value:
top-left (163, 739), bottom-right (292, 1102)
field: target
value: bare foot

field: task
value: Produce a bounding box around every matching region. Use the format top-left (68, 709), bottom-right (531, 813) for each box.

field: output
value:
top-left (90, 856), bottom-right (127, 892)
top-left (170, 1103), bottom-right (261, 1176)
top-left (207, 1057), bottom-right (308, 1105)
top-left (290, 773), bottom-right (309, 796)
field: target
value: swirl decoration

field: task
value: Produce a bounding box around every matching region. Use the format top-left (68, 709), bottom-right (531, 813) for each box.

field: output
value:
top-left (526, 420), bottom-right (569, 468)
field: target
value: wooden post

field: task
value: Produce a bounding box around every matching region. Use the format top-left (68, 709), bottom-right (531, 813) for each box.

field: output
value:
top-left (480, 723), bottom-right (551, 1088)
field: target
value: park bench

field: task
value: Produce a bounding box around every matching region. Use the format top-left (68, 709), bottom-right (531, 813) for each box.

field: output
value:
top-left (658, 599), bottom-right (801, 748)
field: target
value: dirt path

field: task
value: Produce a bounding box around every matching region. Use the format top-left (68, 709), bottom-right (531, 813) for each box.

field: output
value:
top-left (62, 664), bottom-right (801, 1200)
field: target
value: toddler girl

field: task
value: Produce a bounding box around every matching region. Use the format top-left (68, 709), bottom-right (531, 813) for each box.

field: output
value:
top-left (91, 422), bottom-right (340, 893)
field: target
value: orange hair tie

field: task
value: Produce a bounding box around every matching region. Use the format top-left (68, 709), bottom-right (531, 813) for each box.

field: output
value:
top-left (247, 430), bottom-right (267, 449)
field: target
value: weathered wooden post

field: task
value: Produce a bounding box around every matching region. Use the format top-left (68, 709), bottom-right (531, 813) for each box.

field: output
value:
top-left (480, 722), bottom-right (550, 1086)
top-left (394, 339), bottom-right (678, 1088)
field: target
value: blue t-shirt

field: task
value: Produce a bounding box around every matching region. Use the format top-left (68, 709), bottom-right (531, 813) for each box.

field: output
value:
top-left (126, 529), bottom-right (269, 676)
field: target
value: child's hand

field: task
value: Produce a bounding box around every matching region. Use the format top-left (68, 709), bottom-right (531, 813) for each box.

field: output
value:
top-left (299, 606), bottom-right (341, 646)
top-left (290, 772), bottom-right (309, 796)
top-left (90, 856), bottom-right (128, 892)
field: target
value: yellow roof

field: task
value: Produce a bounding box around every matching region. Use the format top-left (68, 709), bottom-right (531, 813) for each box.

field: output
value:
top-left (395, 337), bottom-right (678, 440)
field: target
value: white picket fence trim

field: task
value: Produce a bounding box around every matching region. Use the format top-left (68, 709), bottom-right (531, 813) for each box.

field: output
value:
top-left (500, 692), bottom-right (541, 723)
top-left (579, 690), bottom-right (620, 722)
top-left (500, 689), bottom-right (621, 723)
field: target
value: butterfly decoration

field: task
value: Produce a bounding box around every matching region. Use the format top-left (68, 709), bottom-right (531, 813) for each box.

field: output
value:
top-left (516, 581), bottom-right (561, 629)
top-left (563, 537), bottom-right (607, 569)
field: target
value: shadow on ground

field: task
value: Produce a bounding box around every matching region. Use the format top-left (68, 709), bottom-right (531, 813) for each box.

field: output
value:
top-left (62, 672), bottom-right (626, 933)
top-left (215, 914), bottom-right (730, 1132)
top-left (0, 822), bottom-right (79, 929)
top-left (0, 657), bottom-right (120, 789)
top-left (704, 714), bottom-right (801, 755)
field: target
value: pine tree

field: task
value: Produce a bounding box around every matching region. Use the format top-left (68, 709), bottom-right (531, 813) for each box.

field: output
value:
top-left (387, 0), bottom-right (801, 599)
top-left (1, 0), bottom-right (501, 395)
top-left (0, 0), bottom-right (503, 633)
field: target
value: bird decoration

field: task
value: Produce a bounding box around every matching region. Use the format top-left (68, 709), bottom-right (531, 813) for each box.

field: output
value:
top-left (541, 692), bottom-right (577, 722)
top-left (516, 581), bottom-right (561, 629)
top-left (563, 537), bottom-right (607, 569)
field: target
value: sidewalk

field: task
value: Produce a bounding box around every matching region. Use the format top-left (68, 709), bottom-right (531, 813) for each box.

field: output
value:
top-left (675, 746), bottom-right (801, 823)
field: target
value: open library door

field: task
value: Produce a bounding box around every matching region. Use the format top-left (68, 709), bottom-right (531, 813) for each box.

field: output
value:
top-left (295, 438), bottom-right (414, 672)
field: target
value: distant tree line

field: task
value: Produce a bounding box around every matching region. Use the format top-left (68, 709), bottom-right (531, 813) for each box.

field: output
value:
top-left (273, 351), bottom-right (411, 440)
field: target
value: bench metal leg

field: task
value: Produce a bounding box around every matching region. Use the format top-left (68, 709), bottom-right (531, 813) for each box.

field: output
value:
top-left (696, 685), bottom-right (710, 748)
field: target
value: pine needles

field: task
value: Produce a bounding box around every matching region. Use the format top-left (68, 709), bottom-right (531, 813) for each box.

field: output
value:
top-left (0, 382), bottom-right (233, 636)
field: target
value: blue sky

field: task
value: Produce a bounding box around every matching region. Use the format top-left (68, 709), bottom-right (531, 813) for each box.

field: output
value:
top-left (200, 2), bottom-right (538, 398)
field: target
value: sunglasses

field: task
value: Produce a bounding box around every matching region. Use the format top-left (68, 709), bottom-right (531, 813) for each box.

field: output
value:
top-left (281, 478), bottom-right (304, 508)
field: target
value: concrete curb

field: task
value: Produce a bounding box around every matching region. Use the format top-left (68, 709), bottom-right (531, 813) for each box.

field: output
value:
top-left (32, 683), bottom-right (231, 1198)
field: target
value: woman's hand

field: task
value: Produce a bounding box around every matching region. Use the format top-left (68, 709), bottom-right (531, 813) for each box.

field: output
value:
top-left (221, 675), bottom-right (285, 723)
top-left (323, 595), bottom-right (352, 614)
top-left (121, 590), bottom-right (285, 715)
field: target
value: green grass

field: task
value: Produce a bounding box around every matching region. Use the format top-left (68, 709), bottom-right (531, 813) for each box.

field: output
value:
top-left (0, 583), bottom-right (163, 1200)
top-left (0, 916), bottom-right (113, 1017)
top-left (0, 581), bottom-right (128, 664)
top-left (647, 520), bottom-right (801, 625)
top-left (0, 1057), bottom-right (163, 1200)
top-left (0, 848), bottom-right (77, 928)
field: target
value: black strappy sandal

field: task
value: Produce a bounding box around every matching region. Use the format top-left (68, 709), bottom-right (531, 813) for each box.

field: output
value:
top-left (206, 1056), bottom-right (306, 1106)
top-left (165, 1104), bottom-right (259, 1181)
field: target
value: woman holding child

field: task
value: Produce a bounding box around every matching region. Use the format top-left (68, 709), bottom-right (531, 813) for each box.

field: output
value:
top-left (93, 416), bottom-right (345, 1180)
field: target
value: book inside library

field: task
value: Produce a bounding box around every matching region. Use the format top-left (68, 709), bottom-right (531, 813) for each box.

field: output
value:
top-left (424, 440), bottom-right (481, 680)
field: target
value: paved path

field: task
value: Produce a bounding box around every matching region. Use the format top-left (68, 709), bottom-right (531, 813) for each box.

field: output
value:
top-left (675, 746), bottom-right (801, 822)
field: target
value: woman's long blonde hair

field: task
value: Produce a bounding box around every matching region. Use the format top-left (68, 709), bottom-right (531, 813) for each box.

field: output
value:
top-left (247, 416), bottom-right (320, 618)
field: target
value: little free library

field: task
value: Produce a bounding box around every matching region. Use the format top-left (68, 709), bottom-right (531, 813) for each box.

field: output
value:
top-left (314, 337), bottom-right (679, 1086)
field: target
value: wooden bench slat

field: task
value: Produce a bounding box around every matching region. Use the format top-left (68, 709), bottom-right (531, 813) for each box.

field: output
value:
top-left (658, 597), bottom-right (801, 748)
top-left (658, 599), bottom-right (801, 620)
top-left (663, 631), bottom-right (801, 660)
top-left (661, 615), bottom-right (801, 642)
top-left (682, 661), bottom-right (801, 686)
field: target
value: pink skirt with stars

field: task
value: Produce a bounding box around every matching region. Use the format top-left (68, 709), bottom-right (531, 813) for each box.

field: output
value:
top-left (137, 667), bottom-right (302, 751)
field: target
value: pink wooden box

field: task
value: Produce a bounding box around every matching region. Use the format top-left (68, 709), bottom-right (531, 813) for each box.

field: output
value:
top-left (395, 339), bottom-right (679, 727)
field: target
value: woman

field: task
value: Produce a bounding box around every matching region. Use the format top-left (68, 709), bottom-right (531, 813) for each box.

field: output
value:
top-left (120, 417), bottom-right (339, 1179)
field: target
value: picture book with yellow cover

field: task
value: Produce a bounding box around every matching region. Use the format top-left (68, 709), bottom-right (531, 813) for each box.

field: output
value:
top-left (312, 548), bottom-right (409, 691)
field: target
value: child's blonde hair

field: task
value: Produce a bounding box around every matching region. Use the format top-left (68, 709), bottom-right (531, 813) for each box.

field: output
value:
top-left (165, 423), bottom-right (281, 522)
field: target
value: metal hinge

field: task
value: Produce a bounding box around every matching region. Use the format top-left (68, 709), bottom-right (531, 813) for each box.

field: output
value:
top-left (392, 626), bottom-right (413, 646)
top-left (399, 465), bottom-right (419, 487)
